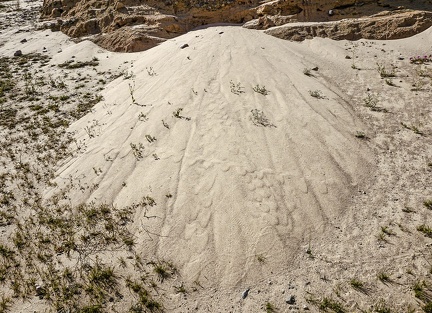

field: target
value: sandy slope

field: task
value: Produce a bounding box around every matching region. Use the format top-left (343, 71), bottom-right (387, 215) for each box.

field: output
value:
top-left (47, 26), bottom-right (373, 288)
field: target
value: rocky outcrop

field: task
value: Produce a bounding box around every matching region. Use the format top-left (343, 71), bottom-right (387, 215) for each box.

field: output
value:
top-left (264, 10), bottom-right (432, 41)
top-left (40, 0), bottom-right (432, 52)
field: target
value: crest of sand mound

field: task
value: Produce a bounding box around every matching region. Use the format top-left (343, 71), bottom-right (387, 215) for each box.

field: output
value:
top-left (49, 26), bottom-right (372, 287)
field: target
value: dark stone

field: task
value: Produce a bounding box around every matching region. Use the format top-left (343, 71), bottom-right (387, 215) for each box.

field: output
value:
top-left (14, 50), bottom-right (22, 56)
top-left (286, 295), bottom-right (296, 304)
top-left (180, 43), bottom-right (189, 49)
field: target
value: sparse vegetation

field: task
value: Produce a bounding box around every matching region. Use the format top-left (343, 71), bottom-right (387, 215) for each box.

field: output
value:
top-left (355, 131), bottom-right (368, 139)
top-left (253, 84), bottom-right (269, 95)
top-left (417, 224), bottom-right (432, 238)
top-left (363, 93), bottom-right (387, 112)
top-left (250, 109), bottom-right (275, 127)
top-left (376, 62), bottom-right (396, 78)
top-left (378, 272), bottom-right (391, 283)
top-left (230, 80), bottom-right (244, 95)
top-left (309, 90), bottom-right (325, 99)
top-left (401, 122), bottom-right (424, 135)
top-left (265, 302), bottom-right (277, 313)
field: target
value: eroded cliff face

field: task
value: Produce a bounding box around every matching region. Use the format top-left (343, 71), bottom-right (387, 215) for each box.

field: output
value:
top-left (40, 0), bottom-right (432, 51)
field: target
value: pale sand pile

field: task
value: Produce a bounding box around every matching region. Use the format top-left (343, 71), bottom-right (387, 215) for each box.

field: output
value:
top-left (1, 1), bottom-right (432, 310)
top-left (46, 26), bottom-right (374, 289)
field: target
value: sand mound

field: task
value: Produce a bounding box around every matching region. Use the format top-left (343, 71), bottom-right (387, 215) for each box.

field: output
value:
top-left (48, 27), bottom-right (372, 287)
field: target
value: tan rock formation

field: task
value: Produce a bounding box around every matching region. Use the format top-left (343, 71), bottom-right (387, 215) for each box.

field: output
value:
top-left (40, 0), bottom-right (432, 52)
top-left (264, 10), bottom-right (432, 41)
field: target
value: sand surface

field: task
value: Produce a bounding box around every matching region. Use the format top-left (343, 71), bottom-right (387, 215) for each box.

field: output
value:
top-left (1, 1), bottom-right (432, 311)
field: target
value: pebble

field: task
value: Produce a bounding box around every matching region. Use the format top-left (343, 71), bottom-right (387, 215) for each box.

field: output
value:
top-left (241, 288), bottom-right (250, 299)
top-left (286, 295), bottom-right (296, 304)
top-left (180, 44), bottom-right (189, 49)
top-left (14, 50), bottom-right (22, 56)
top-left (20, 38), bottom-right (27, 43)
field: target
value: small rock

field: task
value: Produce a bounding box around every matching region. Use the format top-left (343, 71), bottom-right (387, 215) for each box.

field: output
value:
top-left (35, 285), bottom-right (45, 299)
top-left (312, 66), bottom-right (319, 71)
top-left (303, 304), bottom-right (309, 310)
top-left (219, 31), bottom-right (224, 34)
top-left (286, 295), bottom-right (296, 304)
top-left (241, 288), bottom-right (250, 299)
top-left (14, 50), bottom-right (22, 57)
top-left (20, 38), bottom-right (27, 43)
top-left (180, 44), bottom-right (189, 49)
top-left (345, 55), bottom-right (352, 59)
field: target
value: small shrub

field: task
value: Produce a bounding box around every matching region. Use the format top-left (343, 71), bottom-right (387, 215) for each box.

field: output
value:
top-left (377, 272), bottom-right (391, 283)
top-left (376, 62), bottom-right (396, 78)
top-left (319, 297), bottom-right (346, 313)
top-left (265, 302), bottom-right (276, 313)
top-left (424, 200), bottom-right (432, 210)
top-left (410, 55), bottom-right (432, 64)
top-left (355, 131), bottom-right (368, 139)
top-left (309, 90), bottom-right (325, 99)
top-left (230, 80), bottom-right (244, 95)
top-left (424, 302), bottom-right (432, 313)
top-left (250, 109), bottom-right (275, 127)
top-left (350, 278), bottom-right (364, 290)
top-left (253, 84), bottom-right (269, 96)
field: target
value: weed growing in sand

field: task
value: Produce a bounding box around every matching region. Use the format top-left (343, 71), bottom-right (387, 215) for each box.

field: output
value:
top-left (58, 58), bottom-right (99, 69)
top-left (309, 90), bottom-right (325, 99)
top-left (401, 122), bottom-right (424, 136)
top-left (381, 226), bottom-right (395, 236)
top-left (174, 283), bottom-right (187, 294)
top-left (350, 278), bottom-right (367, 293)
top-left (412, 280), bottom-right (432, 303)
top-left (424, 303), bottom-right (432, 313)
top-left (162, 119), bottom-right (169, 129)
top-left (410, 55), bottom-right (432, 64)
top-left (145, 135), bottom-right (156, 143)
top-left (173, 108), bottom-right (191, 121)
top-left (253, 84), bottom-right (269, 96)
top-left (355, 131), bottom-right (369, 140)
top-left (319, 297), bottom-right (346, 313)
top-left (265, 302), bottom-right (277, 313)
top-left (411, 78), bottom-right (427, 91)
top-left (152, 261), bottom-right (176, 282)
top-left (146, 67), bottom-right (157, 76)
top-left (250, 109), bottom-right (275, 127)
top-left (138, 112), bottom-right (148, 121)
top-left (377, 272), bottom-right (391, 283)
top-left (374, 299), bottom-right (392, 313)
top-left (363, 93), bottom-right (387, 112)
top-left (385, 78), bottom-right (397, 87)
top-left (122, 70), bottom-right (135, 80)
top-left (417, 225), bottom-right (432, 238)
top-left (130, 142), bottom-right (144, 160)
top-left (230, 80), bottom-right (244, 95)
top-left (129, 82), bottom-right (137, 105)
top-left (424, 200), bottom-right (432, 210)
top-left (256, 254), bottom-right (266, 264)
top-left (377, 62), bottom-right (396, 78)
